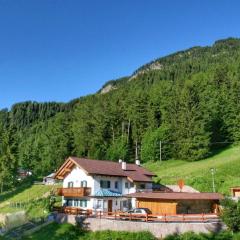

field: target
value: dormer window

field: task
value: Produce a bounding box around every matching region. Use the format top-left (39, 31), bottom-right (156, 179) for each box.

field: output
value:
top-left (125, 182), bottom-right (129, 189)
top-left (115, 181), bottom-right (119, 189)
top-left (68, 181), bottom-right (74, 188)
top-left (100, 180), bottom-right (111, 189)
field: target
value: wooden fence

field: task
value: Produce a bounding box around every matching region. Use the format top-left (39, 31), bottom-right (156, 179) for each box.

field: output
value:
top-left (53, 207), bottom-right (219, 223)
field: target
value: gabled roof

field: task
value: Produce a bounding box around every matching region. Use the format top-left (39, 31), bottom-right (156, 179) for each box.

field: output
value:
top-left (55, 157), bottom-right (156, 182)
top-left (126, 192), bottom-right (224, 200)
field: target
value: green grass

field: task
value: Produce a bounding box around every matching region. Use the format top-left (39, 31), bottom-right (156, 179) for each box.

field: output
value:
top-left (23, 222), bottom-right (156, 240)
top-left (0, 184), bottom-right (59, 219)
top-left (145, 145), bottom-right (240, 194)
top-left (0, 184), bottom-right (58, 203)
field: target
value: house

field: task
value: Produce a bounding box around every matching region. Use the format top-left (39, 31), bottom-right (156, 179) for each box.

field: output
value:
top-left (54, 157), bottom-right (223, 215)
top-left (43, 173), bottom-right (56, 185)
top-left (17, 169), bottom-right (32, 181)
top-left (54, 157), bottom-right (155, 212)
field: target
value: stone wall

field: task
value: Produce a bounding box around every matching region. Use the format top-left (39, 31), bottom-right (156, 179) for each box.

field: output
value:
top-left (55, 214), bottom-right (225, 238)
top-left (0, 211), bottom-right (27, 231)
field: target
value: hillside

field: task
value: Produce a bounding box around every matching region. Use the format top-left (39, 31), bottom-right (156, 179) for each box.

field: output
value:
top-left (1, 37), bottom-right (240, 192)
top-left (0, 184), bottom-right (59, 218)
top-left (146, 145), bottom-right (240, 195)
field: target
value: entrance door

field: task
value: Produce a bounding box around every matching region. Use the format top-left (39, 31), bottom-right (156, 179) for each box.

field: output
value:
top-left (108, 200), bottom-right (113, 213)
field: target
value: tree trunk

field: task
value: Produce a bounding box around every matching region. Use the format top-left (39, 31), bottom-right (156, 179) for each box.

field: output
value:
top-left (127, 119), bottom-right (131, 143)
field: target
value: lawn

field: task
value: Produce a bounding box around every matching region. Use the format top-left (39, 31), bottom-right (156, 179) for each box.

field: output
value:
top-left (23, 222), bottom-right (156, 240)
top-left (0, 184), bottom-right (60, 219)
top-left (145, 145), bottom-right (240, 194)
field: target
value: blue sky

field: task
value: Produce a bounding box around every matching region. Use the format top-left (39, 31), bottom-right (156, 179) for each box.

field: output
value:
top-left (1, 0), bottom-right (240, 109)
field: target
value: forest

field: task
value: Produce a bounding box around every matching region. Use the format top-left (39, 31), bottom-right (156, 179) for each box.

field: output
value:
top-left (1, 37), bottom-right (240, 191)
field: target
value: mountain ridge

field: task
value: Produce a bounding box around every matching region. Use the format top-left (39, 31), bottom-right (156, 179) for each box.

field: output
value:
top-left (1, 37), bottom-right (240, 191)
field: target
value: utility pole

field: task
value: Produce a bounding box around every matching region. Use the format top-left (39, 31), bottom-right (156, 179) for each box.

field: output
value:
top-left (210, 168), bottom-right (216, 192)
top-left (135, 140), bottom-right (138, 161)
top-left (159, 141), bottom-right (162, 163)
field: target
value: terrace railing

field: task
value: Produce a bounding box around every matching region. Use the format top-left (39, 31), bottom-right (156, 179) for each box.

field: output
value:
top-left (57, 187), bottom-right (91, 197)
top-left (53, 207), bottom-right (220, 223)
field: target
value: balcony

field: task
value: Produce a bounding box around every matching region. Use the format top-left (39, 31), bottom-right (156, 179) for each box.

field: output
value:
top-left (57, 187), bottom-right (91, 197)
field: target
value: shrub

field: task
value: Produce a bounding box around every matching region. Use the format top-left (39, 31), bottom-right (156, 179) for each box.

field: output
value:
top-left (220, 198), bottom-right (240, 232)
top-left (165, 231), bottom-right (233, 240)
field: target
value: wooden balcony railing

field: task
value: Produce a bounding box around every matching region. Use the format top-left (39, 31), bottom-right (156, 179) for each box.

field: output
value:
top-left (57, 187), bottom-right (91, 197)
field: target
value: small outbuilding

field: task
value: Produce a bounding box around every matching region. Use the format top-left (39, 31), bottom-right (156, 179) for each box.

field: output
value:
top-left (43, 173), bottom-right (56, 185)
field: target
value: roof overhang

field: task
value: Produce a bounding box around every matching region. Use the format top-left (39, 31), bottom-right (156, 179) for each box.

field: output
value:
top-left (54, 157), bottom-right (89, 179)
top-left (125, 192), bottom-right (224, 201)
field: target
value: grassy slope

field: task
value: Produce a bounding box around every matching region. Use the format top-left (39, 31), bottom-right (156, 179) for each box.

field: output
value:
top-left (0, 184), bottom-right (59, 217)
top-left (145, 145), bottom-right (240, 195)
top-left (24, 222), bottom-right (156, 240)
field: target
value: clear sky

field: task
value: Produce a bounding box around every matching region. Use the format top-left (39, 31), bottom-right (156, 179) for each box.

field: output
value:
top-left (1, 0), bottom-right (240, 109)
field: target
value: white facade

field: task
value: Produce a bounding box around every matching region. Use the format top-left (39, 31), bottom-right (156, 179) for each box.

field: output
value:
top-left (61, 166), bottom-right (152, 212)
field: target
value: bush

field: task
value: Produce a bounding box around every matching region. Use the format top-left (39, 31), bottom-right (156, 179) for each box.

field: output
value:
top-left (220, 198), bottom-right (240, 232)
top-left (165, 231), bottom-right (233, 240)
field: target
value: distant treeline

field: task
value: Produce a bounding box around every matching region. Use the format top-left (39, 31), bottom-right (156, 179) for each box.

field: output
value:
top-left (1, 37), bottom-right (240, 191)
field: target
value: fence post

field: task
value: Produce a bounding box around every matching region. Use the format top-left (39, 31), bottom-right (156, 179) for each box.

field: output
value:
top-left (183, 214), bottom-right (185, 222)
top-left (130, 212), bottom-right (132, 221)
top-left (146, 213), bottom-right (148, 222)
top-left (164, 214), bottom-right (167, 222)
top-left (114, 210), bottom-right (116, 220)
top-left (202, 213), bottom-right (204, 222)
top-left (100, 211), bottom-right (102, 219)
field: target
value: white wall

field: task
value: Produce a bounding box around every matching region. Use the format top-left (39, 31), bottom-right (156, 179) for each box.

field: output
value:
top-left (93, 175), bottom-right (123, 194)
top-left (62, 166), bottom-right (153, 211)
top-left (63, 166), bottom-right (95, 194)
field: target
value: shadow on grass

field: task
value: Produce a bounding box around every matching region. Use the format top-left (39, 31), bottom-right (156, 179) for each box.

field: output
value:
top-left (208, 144), bottom-right (233, 157)
top-left (0, 178), bottom-right (33, 203)
top-left (191, 144), bottom-right (234, 163)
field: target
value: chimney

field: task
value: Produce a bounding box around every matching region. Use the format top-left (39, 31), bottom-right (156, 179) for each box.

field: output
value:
top-left (135, 160), bottom-right (140, 166)
top-left (119, 159), bottom-right (123, 163)
top-left (122, 161), bottom-right (127, 170)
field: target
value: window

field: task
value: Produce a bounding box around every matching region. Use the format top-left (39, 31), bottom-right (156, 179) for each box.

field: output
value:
top-left (140, 183), bottom-right (146, 189)
top-left (115, 181), bottom-right (118, 189)
top-left (135, 209), bottom-right (142, 213)
top-left (130, 182), bottom-right (134, 188)
top-left (74, 200), bottom-right (79, 207)
top-left (125, 182), bottom-right (129, 189)
top-left (80, 200), bottom-right (87, 208)
top-left (68, 181), bottom-right (74, 188)
top-left (97, 200), bottom-right (103, 209)
top-left (67, 199), bottom-right (73, 206)
top-left (100, 180), bottom-right (111, 189)
top-left (81, 180), bottom-right (87, 187)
